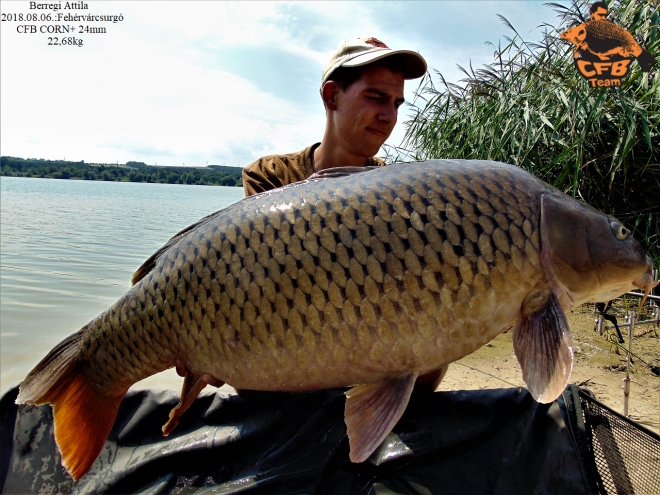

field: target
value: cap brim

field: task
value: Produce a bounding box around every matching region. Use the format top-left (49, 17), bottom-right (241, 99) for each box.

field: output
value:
top-left (342, 49), bottom-right (427, 79)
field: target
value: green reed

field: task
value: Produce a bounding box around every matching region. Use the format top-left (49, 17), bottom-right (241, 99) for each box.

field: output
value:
top-left (388, 0), bottom-right (659, 267)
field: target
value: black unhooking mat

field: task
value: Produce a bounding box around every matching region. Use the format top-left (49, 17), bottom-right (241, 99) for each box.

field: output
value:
top-left (0, 384), bottom-right (604, 494)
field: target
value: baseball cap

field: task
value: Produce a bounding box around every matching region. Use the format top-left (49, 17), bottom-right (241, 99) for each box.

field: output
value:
top-left (320, 37), bottom-right (427, 90)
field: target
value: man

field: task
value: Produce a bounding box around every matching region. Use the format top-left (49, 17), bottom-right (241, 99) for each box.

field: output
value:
top-left (242, 37), bottom-right (444, 392)
top-left (589, 1), bottom-right (607, 21)
top-left (242, 37), bottom-right (427, 197)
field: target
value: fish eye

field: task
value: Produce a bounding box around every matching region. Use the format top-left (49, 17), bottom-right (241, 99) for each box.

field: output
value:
top-left (610, 221), bottom-right (630, 240)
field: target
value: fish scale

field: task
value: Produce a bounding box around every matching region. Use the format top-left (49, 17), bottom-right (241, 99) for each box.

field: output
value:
top-left (81, 161), bottom-right (542, 394)
top-left (18, 159), bottom-right (657, 480)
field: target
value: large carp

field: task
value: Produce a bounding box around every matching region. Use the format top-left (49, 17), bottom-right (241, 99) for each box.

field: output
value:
top-left (17, 159), bottom-right (657, 480)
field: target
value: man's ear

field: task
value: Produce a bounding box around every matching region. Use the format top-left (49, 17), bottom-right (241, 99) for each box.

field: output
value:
top-left (321, 81), bottom-right (340, 111)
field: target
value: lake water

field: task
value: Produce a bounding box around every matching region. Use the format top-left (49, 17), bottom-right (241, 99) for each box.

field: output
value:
top-left (0, 177), bottom-right (244, 391)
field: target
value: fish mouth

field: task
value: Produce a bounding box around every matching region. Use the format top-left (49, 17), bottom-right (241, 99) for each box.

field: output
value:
top-left (632, 257), bottom-right (659, 307)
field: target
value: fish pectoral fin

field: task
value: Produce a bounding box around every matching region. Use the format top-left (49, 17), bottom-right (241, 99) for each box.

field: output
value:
top-left (162, 369), bottom-right (208, 436)
top-left (344, 372), bottom-right (418, 463)
top-left (513, 291), bottom-right (574, 404)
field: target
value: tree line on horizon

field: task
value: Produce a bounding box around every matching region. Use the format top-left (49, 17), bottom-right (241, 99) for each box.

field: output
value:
top-left (0, 157), bottom-right (243, 187)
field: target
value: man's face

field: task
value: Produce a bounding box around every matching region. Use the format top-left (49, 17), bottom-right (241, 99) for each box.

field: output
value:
top-left (333, 65), bottom-right (405, 158)
top-left (591, 7), bottom-right (607, 21)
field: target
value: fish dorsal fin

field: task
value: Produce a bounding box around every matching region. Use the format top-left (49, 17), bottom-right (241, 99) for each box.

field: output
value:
top-left (132, 166), bottom-right (379, 285)
top-left (513, 289), bottom-right (574, 403)
top-left (344, 372), bottom-right (418, 463)
top-left (131, 208), bottom-right (227, 285)
top-left (133, 167), bottom-right (377, 285)
top-left (308, 166), bottom-right (380, 181)
top-left (246, 166), bottom-right (379, 204)
top-left (132, 244), bottom-right (170, 286)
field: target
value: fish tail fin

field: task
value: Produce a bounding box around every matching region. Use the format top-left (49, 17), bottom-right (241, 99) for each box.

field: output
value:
top-left (16, 329), bottom-right (124, 480)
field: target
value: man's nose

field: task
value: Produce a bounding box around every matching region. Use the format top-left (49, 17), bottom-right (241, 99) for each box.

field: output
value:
top-left (378, 104), bottom-right (397, 124)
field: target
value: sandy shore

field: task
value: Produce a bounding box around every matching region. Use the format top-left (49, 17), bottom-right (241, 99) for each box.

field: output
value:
top-left (438, 306), bottom-right (660, 434)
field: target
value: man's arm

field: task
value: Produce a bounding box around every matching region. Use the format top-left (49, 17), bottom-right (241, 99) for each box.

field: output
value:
top-left (242, 158), bottom-right (287, 197)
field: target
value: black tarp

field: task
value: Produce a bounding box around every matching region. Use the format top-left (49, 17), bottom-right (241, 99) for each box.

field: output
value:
top-left (0, 384), bottom-right (600, 494)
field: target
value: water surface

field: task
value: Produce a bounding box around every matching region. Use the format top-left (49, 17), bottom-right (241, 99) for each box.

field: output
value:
top-left (1, 177), bottom-right (244, 391)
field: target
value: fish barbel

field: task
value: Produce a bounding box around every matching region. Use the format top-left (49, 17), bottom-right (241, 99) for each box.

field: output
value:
top-left (16, 160), bottom-right (657, 480)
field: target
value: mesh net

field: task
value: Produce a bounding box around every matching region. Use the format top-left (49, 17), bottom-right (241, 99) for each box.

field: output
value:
top-left (579, 390), bottom-right (660, 495)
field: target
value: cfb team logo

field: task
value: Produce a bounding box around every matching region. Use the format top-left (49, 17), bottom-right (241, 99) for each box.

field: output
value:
top-left (560, 2), bottom-right (657, 87)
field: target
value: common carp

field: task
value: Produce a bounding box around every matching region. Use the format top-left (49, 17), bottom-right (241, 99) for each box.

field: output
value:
top-left (16, 160), bottom-right (658, 480)
top-left (560, 19), bottom-right (657, 71)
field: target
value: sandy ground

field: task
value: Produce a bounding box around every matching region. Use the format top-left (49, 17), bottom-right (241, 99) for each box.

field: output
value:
top-left (128, 301), bottom-right (660, 434)
top-left (438, 303), bottom-right (660, 434)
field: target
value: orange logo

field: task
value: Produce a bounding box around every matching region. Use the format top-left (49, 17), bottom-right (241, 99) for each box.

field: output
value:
top-left (364, 37), bottom-right (389, 49)
top-left (560, 2), bottom-right (656, 87)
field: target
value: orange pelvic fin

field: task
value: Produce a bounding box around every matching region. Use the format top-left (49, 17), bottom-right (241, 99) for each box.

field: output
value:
top-left (162, 364), bottom-right (223, 436)
top-left (16, 329), bottom-right (124, 480)
top-left (344, 372), bottom-right (418, 463)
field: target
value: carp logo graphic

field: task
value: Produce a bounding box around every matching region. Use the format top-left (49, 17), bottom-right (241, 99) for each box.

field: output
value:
top-left (560, 2), bottom-right (657, 87)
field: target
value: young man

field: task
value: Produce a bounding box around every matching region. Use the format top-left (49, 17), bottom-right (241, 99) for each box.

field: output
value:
top-left (589, 1), bottom-right (607, 21)
top-left (242, 37), bottom-right (427, 197)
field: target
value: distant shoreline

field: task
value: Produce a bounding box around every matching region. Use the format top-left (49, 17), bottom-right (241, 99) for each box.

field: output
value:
top-left (1, 176), bottom-right (243, 188)
top-left (1, 156), bottom-right (243, 187)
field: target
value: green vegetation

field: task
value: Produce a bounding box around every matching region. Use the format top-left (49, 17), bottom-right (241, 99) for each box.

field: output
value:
top-left (0, 156), bottom-right (243, 187)
top-left (389, 0), bottom-right (659, 266)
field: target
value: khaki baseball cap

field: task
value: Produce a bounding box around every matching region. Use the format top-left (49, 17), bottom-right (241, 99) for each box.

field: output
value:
top-left (321, 37), bottom-right (427, 90)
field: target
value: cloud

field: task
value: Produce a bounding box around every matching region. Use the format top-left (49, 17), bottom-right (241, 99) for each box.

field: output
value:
top-left (1, 1), bottom-right (570, 167)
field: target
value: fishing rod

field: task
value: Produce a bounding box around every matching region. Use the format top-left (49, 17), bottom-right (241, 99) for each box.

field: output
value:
top-left (600, 336), bottom-right (660, 376)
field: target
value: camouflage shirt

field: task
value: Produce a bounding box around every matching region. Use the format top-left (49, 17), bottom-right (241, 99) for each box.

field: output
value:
top-left (242, 143), bottom-right (386, 197)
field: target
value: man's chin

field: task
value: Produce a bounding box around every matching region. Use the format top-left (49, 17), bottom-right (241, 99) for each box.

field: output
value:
top-left (346, 134), bottom-right (388, 160)
top-left (362, 140), bottom-right (387, 158)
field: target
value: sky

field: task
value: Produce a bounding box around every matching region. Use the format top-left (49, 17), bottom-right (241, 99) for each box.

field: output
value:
top-left (1, 1), bottom-right (573, 169)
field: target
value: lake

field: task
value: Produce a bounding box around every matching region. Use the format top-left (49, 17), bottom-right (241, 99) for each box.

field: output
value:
top-left (0, 177), bottom-right (244, 391)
